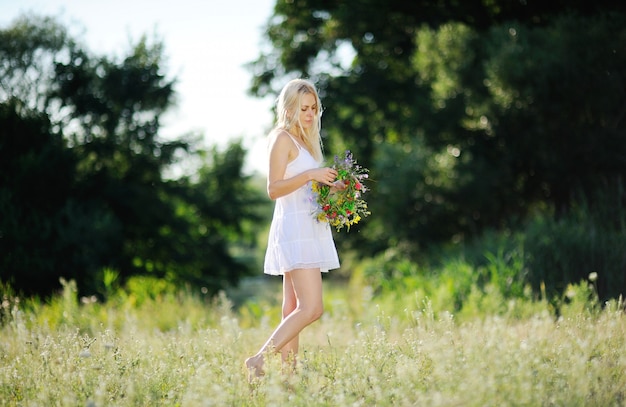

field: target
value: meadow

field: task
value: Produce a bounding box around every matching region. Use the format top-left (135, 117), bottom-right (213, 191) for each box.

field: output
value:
top-left (1, 276), bottom-right (625, 406)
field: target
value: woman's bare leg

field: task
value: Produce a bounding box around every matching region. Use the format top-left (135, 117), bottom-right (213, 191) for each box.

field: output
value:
top-left (245, 268), bottom-right (323, 378)
top-left (281, 272), bottom-right (299, 365)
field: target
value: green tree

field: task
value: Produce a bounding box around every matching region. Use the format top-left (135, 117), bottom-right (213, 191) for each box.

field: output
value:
top-left (0, 15), bottom-right (266, 298)
top-left (250, 0), bottom-right (625, 158)
top-left (249, 1), bottom-right (626, 252)
top-left (0, 99), bottom-right (80, 296)
top-left (412, 13), bottom-right (626, 231)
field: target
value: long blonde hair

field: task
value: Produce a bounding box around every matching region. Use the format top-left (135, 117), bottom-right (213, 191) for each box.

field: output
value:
top-left (274, 78), bottom-right (324, 162)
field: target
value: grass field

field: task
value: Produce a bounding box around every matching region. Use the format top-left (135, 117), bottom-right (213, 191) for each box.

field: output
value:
top-left (1, 278), bottom-right (625, 406)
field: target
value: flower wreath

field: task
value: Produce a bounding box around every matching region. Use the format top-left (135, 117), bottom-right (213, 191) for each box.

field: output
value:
top-left (311, 150), bottom-right (370, 232)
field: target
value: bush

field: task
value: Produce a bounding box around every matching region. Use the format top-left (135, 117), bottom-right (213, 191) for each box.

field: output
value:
top-left (524, 185), bottom-right (626, 302)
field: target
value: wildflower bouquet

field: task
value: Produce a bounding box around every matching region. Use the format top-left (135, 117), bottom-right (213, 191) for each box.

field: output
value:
top-left (311, 150), bottom-right (370, 232)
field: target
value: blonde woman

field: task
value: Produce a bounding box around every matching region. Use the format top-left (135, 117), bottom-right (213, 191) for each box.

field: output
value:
top-left (245, 79), bottom-right (344, 379)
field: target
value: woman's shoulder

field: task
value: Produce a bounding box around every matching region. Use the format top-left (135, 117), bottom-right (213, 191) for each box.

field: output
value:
top-left (269, 129), bottom-right (297, 148)
top-left (270, 128), bottom-right (292, 139)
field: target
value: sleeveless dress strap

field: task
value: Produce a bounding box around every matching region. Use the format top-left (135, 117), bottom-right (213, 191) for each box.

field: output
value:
top-left (286, 132), bottom-right (303, 150)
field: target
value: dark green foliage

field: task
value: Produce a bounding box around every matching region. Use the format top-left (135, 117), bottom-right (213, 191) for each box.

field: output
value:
top-left (251, 1), bottom-right (626, 246)
top-left (0, 15), bottom-right (267, 298)
top-left (250, 1), bottom-right (626, 300)
top-left (413, 13), bottom-right (626, 231)
top-left (524, 183), bottom-right (626, 302)
top-left (0, 100), bottom-right (79, 295)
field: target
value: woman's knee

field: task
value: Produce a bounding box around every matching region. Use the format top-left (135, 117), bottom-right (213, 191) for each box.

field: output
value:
top-left (313, 304), bottom-right (324, 321)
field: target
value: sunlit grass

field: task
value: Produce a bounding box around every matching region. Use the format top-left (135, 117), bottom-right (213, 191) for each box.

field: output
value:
top-left (1, 279), bottom-right (625, 406)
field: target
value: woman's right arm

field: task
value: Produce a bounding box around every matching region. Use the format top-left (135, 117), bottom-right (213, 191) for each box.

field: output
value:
top-left (267, 132), bottom-right (338, 200)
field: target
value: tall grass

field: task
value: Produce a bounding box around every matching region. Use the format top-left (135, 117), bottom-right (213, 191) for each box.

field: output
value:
top-left (1, 277), bottom-right (625, 406)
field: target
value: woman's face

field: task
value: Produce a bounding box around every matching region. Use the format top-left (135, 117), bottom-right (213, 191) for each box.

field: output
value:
top-left (298, 93), bottom-right (318, 129)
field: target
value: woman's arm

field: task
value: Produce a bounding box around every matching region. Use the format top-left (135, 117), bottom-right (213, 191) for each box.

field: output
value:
top-left (267, 131), bottom-right (338, 200)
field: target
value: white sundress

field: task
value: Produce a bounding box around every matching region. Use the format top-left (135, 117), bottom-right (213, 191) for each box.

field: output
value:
top-left (264, 135), bottom-right (340, 275)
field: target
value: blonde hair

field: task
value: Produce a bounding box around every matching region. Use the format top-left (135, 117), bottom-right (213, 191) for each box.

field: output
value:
top-left (274, 78), bottom-right (324, 162)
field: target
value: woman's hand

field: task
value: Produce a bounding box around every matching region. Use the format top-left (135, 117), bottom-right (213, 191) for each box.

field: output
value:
top-left (310, 167), bottom-right (338, 186)
top-left (329, 179), bottom-right (348, 193)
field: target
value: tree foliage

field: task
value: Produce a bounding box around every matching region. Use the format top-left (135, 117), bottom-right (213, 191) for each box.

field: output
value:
top-left (249, 1), bottom-right (626, 245)
top-left (412, 13), bottom-right (626, 232)
top-left (249, 1), bottom-right (626, 297)
top-left (0, 15), bottom-right (267, 298)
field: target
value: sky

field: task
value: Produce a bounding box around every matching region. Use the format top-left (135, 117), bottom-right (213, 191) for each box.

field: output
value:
top-left (0, 0), bottom-right (276, 175)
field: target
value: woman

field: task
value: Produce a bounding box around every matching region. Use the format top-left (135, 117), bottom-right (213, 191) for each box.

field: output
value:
top-left (245, 79), bottom-right (343, 379)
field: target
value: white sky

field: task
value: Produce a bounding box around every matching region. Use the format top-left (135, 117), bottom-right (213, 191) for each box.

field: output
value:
top-left (0, 0), bottom-right (276, 175)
